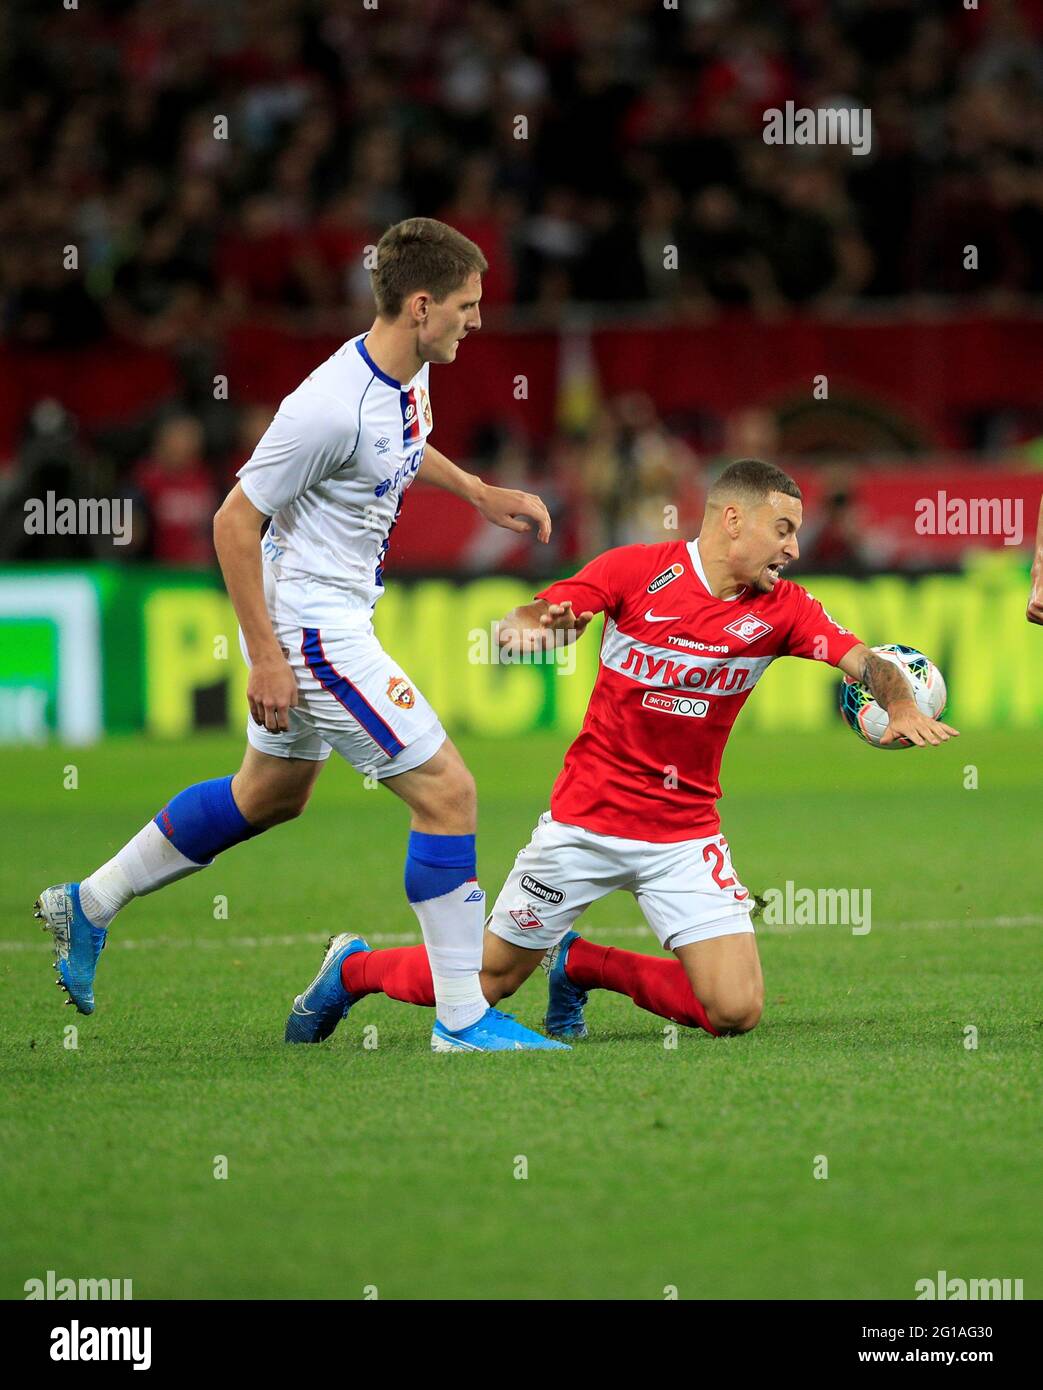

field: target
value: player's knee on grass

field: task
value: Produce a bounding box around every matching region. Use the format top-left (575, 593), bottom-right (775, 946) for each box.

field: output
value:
top-left (705, 987), bottom-right (764, 1036)
top-left (675, 936), bottom-right (764, 1036)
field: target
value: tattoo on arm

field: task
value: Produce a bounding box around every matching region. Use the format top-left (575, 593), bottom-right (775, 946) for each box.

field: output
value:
top-left (861, 653), bottom-right (914, 711)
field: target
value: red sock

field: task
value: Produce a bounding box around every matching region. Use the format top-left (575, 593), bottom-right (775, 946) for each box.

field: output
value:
top-left (564, 937), bottom-right (719, 1036)
top-left (342, 945), bottom-right (435, 1007)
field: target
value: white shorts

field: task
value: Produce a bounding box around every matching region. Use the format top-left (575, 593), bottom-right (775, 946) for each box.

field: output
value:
top-left (239, 621), bottom-right (446, 779)
top-left (489, 812), bottom-right (755, 953)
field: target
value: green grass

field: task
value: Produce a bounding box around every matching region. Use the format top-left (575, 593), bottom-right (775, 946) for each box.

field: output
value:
top-left (1, 726), bottom-right (1039, 1300)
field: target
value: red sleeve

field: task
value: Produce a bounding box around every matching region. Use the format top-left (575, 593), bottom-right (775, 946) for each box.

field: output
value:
top-left (535, 547), bottom-right (629, 618)
top-left (781, 585), bottom-right (863, 665)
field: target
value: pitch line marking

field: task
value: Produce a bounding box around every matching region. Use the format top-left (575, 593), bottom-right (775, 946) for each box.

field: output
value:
top-left (1, 915), bottom-right (1040, 953)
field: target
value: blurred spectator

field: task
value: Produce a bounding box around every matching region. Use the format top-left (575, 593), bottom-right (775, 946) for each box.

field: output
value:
top-left (107, 213), bottom-right (212, 348)
top-left (0, 401), bottom-right (105, 558)
top-left (722, 407), bottom-right (781, 465)
top-left (132, 414), bottom-right (217, 566)
top-left (613, 392), bottom-right (702, 545)
top-left (763, 166), bottom-right (872, 307)
top-left (681, 184), bottom-right (780, 310)
top-left (218, 402), bottom-right (277, 495)
top-left (215, 194), bottom-right (314, 320)
top-left (4, 248), bottom-right (107, 349)
top-left (564, 394), bottom-right (702, 551)
top-left (437, 155), bottom-right (517, 305)
top-left (799, 484), bottom-right (870, 574)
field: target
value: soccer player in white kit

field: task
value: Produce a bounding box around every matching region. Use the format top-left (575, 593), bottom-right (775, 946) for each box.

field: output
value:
top-left (33, 218), bottom-right (566, 1052)
top-left (302, 460), bottom-right (958, 1044)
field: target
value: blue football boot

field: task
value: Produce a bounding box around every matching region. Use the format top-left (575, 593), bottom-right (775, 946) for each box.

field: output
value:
top-left (34, 883), bottom-right (107, 1016)
top-left (542, 930), bottom-right (589, 1039)
top-left (284, 932), bottom-right (370, 1043)
top-left (431, 1006), bottom-right (570, 1052)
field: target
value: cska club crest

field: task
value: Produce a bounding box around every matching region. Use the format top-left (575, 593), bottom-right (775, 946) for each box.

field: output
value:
top-left (387, 676), bottom-right (415, 709)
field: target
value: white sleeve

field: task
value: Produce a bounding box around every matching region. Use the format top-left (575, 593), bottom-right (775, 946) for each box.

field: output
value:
top-left (236, 392), bottom-right (359, 516)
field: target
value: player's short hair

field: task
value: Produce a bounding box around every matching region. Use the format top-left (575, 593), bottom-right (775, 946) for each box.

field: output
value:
top-left (372, 218), bottom-right (488, 319)
top-left (707, 458), bottom-right (802, 508)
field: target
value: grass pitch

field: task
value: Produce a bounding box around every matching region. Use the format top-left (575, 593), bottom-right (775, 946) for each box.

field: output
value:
top-left (1, 727), bottom-right (1039, 1300)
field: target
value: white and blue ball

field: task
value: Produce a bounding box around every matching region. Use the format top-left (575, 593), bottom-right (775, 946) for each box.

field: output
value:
top-left (839, 643), bottom-right (947, 748)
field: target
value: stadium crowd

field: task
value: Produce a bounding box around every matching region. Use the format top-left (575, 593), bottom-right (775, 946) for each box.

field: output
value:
top-left (4, 0), bottom-right (1042, 346)
top-left (1, 0), bottom-right (1041, 563)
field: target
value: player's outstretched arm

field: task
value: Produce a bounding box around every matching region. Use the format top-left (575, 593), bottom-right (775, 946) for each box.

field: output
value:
top-left (420, 443), bottom-right (551, 542)
top-left (496, 600), bottom-right (595, 655)
top-left (1027, 496), bottom-right (1043, 625)
top-left (213, 483), bottom-right (299, 734)
top-left (837, 644), bottom-right (959, 747)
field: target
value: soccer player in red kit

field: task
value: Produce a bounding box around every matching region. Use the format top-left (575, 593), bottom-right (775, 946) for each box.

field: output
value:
top-left (285, 459), bottom-right (959, 1047)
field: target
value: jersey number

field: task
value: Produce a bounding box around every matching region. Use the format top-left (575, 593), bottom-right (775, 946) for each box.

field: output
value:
top-left (702, 838), bottom-right (749, 902)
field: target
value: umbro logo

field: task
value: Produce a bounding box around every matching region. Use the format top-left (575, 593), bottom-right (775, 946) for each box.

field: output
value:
top-left (374, 437), bottom-right (390, 454)
top-left (723, 613), bottom-right (773, 643)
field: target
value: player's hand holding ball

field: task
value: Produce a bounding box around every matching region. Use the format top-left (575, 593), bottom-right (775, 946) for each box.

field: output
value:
top-left (878, 700), bottom-right (958, 748)
top-left (840, 643), bottom-right (959, 748)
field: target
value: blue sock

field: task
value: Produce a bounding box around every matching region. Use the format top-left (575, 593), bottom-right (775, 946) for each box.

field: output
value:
top-left (154, 775), bottom-right (261, 866)
top-left (404, 831), bottom-right (477, 902)
top-left (404, 830), bottom-right (486, 1030)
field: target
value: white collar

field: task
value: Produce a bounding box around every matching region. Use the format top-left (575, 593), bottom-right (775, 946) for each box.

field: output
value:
top-left (687, 538), bottom-right (745, 601)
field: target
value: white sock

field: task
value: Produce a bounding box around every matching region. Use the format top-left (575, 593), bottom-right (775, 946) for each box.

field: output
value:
top-left (409, 880), bottom-right (488, 1031)
top-left (79, 821), bottom-right (208, 928)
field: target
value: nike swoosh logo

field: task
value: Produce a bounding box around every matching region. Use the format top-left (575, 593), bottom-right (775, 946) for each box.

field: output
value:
top-left (292, 998), bottom-right (315, 1016)
top-left (644, 609), bottom-right (681, 623)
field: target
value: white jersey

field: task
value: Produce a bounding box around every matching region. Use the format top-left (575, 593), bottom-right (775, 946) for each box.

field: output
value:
top-left (236, 334), bottom-right (434, 627)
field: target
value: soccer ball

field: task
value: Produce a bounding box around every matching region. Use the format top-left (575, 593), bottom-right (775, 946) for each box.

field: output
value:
top-left (839, 644), bottom-right (947, 749)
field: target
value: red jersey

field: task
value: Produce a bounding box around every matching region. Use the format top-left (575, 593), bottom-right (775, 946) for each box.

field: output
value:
top-left (134, 461), bottom-right (217, 566)
top-left (537, 539), bottom-right (862, 842)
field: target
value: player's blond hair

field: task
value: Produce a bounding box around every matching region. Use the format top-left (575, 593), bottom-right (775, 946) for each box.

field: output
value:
top-left (372, 218), bottom-right (488, 319)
